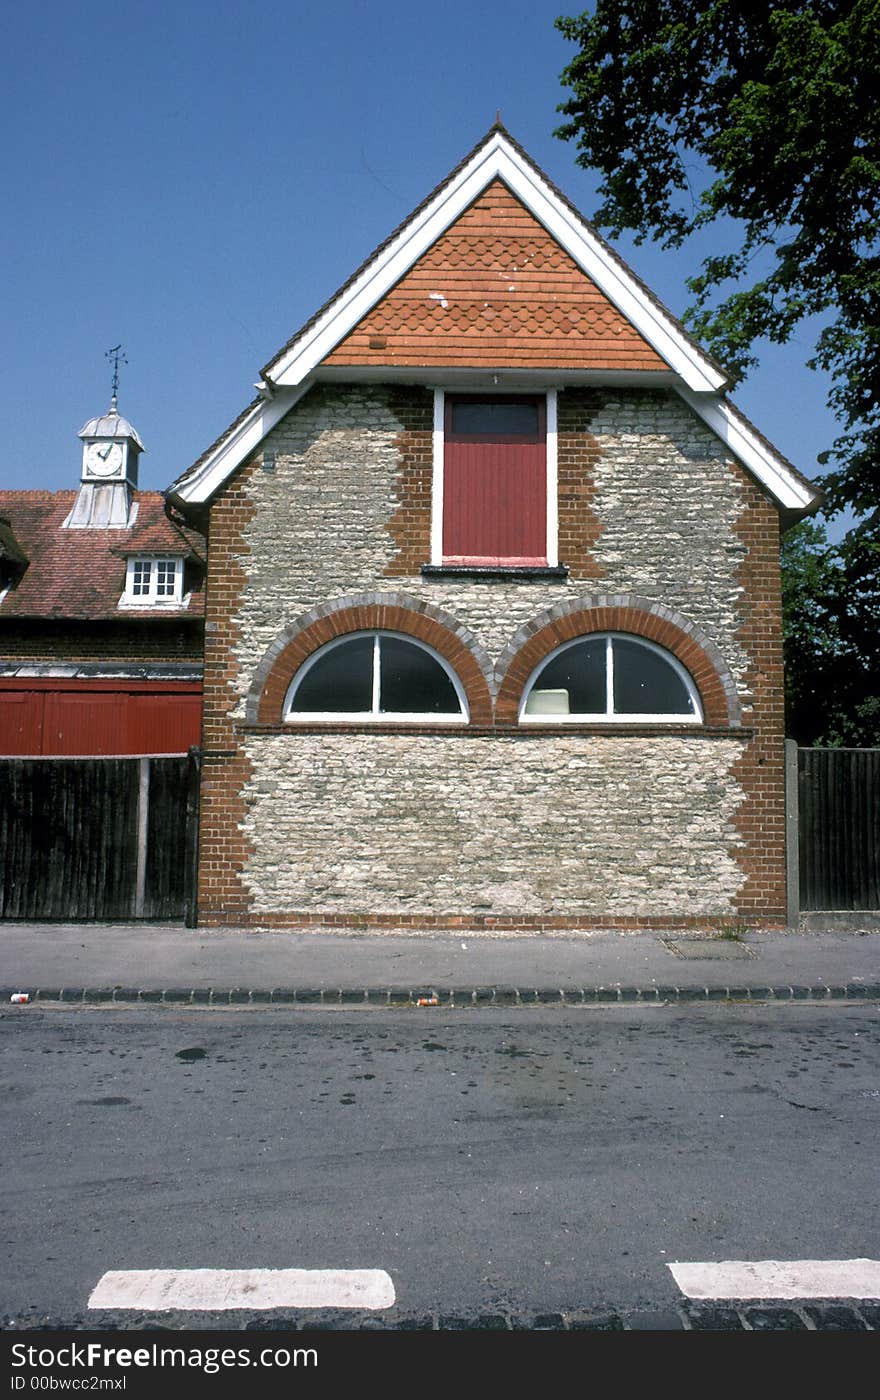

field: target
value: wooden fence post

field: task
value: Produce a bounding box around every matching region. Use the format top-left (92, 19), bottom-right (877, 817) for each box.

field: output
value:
top-left (134, 757), bottom-right (150, 918)
top-left (785, 738), bottom-right (800, 927)
top-left (184, 747), bottom-right (201, 928)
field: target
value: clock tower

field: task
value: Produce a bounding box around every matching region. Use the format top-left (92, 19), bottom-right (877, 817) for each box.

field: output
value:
top-left (66, 384), bottom-right (145, 529)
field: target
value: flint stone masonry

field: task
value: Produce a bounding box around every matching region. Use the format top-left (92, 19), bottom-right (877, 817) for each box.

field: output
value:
top-left (585, 389), bottom-right (752, 701)
top-left (229, 385), bottom-right (403, 719)
top-left (239, 733), bottom-right (745, 917)
top-left (232, 383), bottom-right (755, 697)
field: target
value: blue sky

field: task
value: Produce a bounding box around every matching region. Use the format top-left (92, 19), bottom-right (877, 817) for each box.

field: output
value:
top-left (1, 0), bottom-right (838, 525)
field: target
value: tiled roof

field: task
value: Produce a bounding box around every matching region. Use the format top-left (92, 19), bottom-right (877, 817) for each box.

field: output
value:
top-left (0, 491), bottom-right (205, 620)
top-left (322, 180), bottom-right (668, 372)
top-left (109, 515), bottom-right (205, 559)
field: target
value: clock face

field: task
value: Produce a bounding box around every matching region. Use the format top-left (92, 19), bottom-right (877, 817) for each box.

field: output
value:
top-left (85, 441), bottom-right (124, 477)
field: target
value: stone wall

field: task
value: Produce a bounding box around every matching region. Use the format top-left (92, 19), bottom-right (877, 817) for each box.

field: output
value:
top-left (239, 732), bottom-right (744, 919)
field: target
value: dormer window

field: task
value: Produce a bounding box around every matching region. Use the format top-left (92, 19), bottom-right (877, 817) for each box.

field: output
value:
top-left (0, 516), bottom-right (28, 598)
top-left (122, 556), bottom-right (185, 606)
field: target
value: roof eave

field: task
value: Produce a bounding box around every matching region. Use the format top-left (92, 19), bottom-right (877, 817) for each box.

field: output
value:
top-left (676, 386), bottom-right (822, 515)
top-left (167, 383), bottom-right (312, 507)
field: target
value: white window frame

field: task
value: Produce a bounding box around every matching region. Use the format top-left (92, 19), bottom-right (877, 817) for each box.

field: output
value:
top-left (121, 556), bottom-right (185, 607)
top-left (519, 632), bottom-right (703, 724)
top-left (284, 630), bottom-right (469, 724)
top-left (430, 388), bottom-right (558, 567)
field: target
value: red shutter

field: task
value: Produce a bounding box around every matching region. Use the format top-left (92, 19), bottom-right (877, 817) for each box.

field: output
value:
top-left (443, 397), bottom-right (547, 564)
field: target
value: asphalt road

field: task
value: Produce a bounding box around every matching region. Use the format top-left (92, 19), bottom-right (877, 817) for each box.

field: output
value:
top-left (2, 1001), bottom-right (878, 1329)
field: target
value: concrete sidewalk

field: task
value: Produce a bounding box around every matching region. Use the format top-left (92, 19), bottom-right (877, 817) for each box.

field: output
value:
top-left (2, 922), bottom-right (879, 1006)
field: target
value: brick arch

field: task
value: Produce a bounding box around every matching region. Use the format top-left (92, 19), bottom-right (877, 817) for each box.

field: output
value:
top-left (495, 596), bottom-right (741, 727)
top-left (249, 592), bottom-right (494, 725)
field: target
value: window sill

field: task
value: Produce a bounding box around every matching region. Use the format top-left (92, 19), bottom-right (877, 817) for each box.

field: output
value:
top-left (238, 721), bottom-right (751, 738)
top-left (117, 597), bottom-right (188, 610)
top-left (421, 563), bottom-right (569, 581)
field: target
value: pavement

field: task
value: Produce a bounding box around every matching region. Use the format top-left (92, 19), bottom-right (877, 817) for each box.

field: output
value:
top-left (2, 920), bottom-right (880, 1006)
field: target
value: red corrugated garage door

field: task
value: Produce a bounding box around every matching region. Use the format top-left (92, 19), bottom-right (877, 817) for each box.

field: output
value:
top-left (0, 682), bottom-right (202, 755)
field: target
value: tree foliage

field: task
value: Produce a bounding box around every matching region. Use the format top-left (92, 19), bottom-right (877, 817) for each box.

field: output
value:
top-left (782, 522), bottom-right (880, 743)
top-left (556, 2), bottom-right (880, 743)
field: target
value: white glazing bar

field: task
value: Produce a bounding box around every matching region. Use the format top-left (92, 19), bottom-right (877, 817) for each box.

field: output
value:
top-left (606, 635), bottom-right (614, 716)
top-left (372, 634), bottom-right (382, 715)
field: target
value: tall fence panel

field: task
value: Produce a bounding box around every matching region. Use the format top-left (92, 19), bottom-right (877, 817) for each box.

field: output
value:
top-left (798, 748), bottom-right (880, 911)
top-left (142, 756), bottom-right (197, 920)
top-left (0, 754), bottom-right (199, 921)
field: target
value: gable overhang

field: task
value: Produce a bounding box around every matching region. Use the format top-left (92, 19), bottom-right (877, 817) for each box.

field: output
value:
top-left (263, 131), bottom-right (727, 396)
top-left (313, 365), bottom-right (681, 389)
top-left (676, 386), bottom-right (821, 515)
top-left (167, 384), bottom-right (311, 510)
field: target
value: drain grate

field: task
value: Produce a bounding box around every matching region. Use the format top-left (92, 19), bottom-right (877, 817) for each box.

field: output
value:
top-left (662, 938), bottom-right (754, 960)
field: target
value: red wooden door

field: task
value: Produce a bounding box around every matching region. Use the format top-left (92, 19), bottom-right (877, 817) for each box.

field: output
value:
top-left (443, 396), bottom-right (546, 565)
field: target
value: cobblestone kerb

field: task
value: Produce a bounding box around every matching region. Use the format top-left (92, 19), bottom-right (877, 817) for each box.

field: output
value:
top-left (5, 983), bottom-right (878, 1007)
top-left (3, 1301), bottom-right (878, 1332)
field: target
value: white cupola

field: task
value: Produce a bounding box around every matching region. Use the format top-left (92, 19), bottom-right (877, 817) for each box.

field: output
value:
top-left (65, 392), bottom-right (145, 529)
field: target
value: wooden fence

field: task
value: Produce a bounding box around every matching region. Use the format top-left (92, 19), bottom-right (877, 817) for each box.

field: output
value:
top-left (795, 747), bottom-right (880, 912)
top-left (0, 751), bottom-right (200, 923)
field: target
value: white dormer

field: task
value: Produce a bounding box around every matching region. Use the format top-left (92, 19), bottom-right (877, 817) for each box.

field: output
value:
top-left (119, 555), bottom-right (186, 607)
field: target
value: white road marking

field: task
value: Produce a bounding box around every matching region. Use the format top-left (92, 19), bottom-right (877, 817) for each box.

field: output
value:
top-left (669, 1259), bottom-right (880, 1300)
top-left (88, 1268), bottom-right (395, 1311)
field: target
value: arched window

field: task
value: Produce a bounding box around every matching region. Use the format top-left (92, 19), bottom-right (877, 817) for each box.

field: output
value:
top-left (520, 633), bottom-right (702, 723)
top-left (285, 632), bottom-right (468, 723)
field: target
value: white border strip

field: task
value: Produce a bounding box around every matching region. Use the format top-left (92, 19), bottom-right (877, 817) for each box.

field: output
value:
top-left (89, 1268), bottom-right (396, 1312)
top-left (669, 1259), bottom-right (880, 1301)
top-left (173, 384), bottom-right (311, 505)
top-left (430, 388), bottom-right (444, 564)
top-left (545, 388), bottom-right (558, 567)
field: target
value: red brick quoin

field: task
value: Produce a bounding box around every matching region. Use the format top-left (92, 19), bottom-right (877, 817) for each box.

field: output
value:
top-left (256, 605), bottom-right (494, 726)
top-left (495, 606), bottom-right (735, 727)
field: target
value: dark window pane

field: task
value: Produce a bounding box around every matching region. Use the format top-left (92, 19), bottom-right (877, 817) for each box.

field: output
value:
top-left (612, 637), bottom-right (695, 714)
top-left (528, 638), bottom-right (606, 715)
top-left (379, 636), bottom-right (461, 714)
top-left (451, 400), bottom-right (539, 437)
top-left (291, 636), bottom-right (374, 712)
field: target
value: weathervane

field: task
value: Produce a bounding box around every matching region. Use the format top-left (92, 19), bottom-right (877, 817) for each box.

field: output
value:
top-left (105, 344), bottom-right (127, 412)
